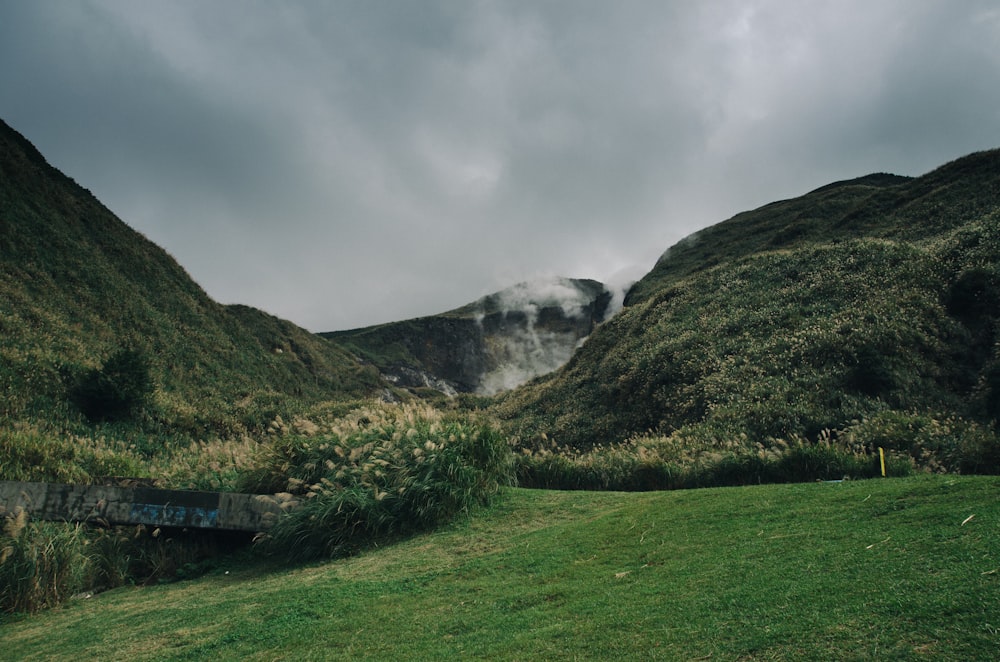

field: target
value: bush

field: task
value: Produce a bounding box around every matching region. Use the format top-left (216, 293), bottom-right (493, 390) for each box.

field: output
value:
top-left (846, 343), bottom-right (896, 398)
top-left (839, 411), bottom-right (1000, 474)
top-left (247, 403), bottom-right (513, 560)
top-left (70, 348), bottom-right (154, 422)
top-left (1, 509), bottom-right (238, 616)
top-left (981, 361), bottom-right (1000, 425)
top-left (0, 511), bottom-right (91, 614)
top-left (513, 426), bottom-right (907, 491)
top-left (0, 424), bottom-right (144, 483)
top-left (0, 425), bottom-right (89, 483)
top-left (945, 267), bottom-right (1000, 327)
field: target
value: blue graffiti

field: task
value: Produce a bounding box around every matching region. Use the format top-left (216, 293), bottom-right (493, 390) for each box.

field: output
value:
top-left (129, 503), bottom-right (219, 528)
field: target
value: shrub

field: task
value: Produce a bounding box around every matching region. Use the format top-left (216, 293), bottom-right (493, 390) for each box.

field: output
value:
top-left (981, 360), bottom-right (1000, 425)
top-left (0, 424), bottom-right (145, 483)
top-left (70, 348), bottom-right (154, 422)
top-left (513, 426), bottom-right (907, 492)
top-left (846, 343), bottom-right (896, 398)
top-left (247, 403), bottom-right (513, 560)
top-left (0, 511), bottom-right (92, 614)
top-left (1, 510), bottom-right (239, 616)
top-left (0, 425), bottom-right (90, 483)
top-left (839, 411), bottom-right (1000, 474)
top-left (945, 267), bottom-right (1000, 327)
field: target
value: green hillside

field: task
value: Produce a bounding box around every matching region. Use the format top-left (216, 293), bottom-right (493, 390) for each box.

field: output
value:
top-left (4, 120), bottom-right (1000, 648)
top-left (3, 113), bottom-right (998, 478)
top-left (0, 118), bottom-right (385, 437)
top-left (497, 150), bottom-right (1000, 471)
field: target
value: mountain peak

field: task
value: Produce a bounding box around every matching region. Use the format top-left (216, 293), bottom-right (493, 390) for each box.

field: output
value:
top-left (327, 276), bottom-right (612, 395)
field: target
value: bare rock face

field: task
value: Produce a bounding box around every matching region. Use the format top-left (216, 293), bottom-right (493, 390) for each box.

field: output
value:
top-left (473, 279), bottom-right (612, 394)
top-left (324, 277), bottom-right (613, 396)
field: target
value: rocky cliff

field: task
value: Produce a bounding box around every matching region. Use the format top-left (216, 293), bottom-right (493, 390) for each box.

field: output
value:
top-left (324, 277), bottom-right (613, 395)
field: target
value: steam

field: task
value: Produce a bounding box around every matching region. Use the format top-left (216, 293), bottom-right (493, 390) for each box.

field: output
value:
top-left (477, 330), bottom-right (579, 395)
top-left (475, 277), bottom-right (606, 395)
top-left (655, 229), bottom-right (703, 268)
top-left (493, 278), bottom-right (594, 319)
top-left (603, 264), bottom-right (647, 317)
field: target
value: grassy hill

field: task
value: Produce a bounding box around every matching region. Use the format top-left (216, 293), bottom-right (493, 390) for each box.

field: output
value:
top-left (3, 120), bottom-right (1000, 654)
top-left (0, 118), bottom-right (386, 438)
top-left (8, 107), bottom-right (997, 475)
top-left (4, 475), bottom-right (999, 660)
top-left (496, 150), bottom-right (1000, 476)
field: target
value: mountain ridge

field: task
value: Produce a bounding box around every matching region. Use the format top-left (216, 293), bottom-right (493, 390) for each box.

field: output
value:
top-left (499, 147), bottom-right (1000, 450)
top-left (3, 114), bottom-right (999, 463)
top-left (625, 150), bottom-right (1000, 307)
top-left (0, 117), bottom-right (386, 435)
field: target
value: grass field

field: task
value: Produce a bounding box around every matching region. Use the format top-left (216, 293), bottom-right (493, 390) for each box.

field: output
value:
top-left (3, 474), bottom-right (998, 660)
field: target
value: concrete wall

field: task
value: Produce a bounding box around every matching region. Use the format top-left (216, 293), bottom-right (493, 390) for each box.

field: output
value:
top-left (0, 481), bottom-right (297, 532)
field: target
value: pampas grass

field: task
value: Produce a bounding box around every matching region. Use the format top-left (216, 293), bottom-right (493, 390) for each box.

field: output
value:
top-left (245, 403), bottom-right (513, 561)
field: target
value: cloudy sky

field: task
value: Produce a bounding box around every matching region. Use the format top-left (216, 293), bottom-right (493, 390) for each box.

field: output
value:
top-left (2, 1), bottom-right (999, 331)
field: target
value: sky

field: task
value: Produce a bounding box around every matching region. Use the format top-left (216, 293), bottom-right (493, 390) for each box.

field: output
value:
top-left (2, 1), bottom-right (999, 332)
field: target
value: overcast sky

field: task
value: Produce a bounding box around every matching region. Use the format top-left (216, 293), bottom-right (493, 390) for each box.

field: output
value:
top-left (2, 1), bottom-right (999, 331)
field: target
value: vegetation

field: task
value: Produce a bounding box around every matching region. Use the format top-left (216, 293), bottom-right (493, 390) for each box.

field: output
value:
top-left (246, 403), bottom-right (513, 560)
top-left (497, 151), bottom-right (1000, 472)
top-left (3, 114), bottom-right (1000, 657)
top-left (69, 347), bottom-right (154, 422)
top-left (0, 118), bottom-right (387, 440)
top-left (1, 402), bottom-right (513, 612)
top-left (1, 512), bottom-right (236, 615)
top-left (6, 112), bottom-right (997, 480)
top-left (0, 412), bottom-right (278, 490)
top-left (514, 411), bottom-right (1000, 491)
top-left (4, 476), bottom-right (999, 659)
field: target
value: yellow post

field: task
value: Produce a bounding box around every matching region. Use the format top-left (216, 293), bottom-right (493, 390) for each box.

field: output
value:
top-left (879, 447), bottom-right (886, 477)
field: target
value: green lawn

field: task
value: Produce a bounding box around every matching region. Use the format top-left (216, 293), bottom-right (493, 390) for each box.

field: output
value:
top-left (4, 475), bottom-right (998, 660)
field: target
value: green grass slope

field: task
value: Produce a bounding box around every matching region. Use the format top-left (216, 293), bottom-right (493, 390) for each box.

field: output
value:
top-left (0, 118), bottom-right (385, 437)
top-left (4, 476), bottom-right (998, 660)
top-left (498, 150), bottom-right (1000, 457)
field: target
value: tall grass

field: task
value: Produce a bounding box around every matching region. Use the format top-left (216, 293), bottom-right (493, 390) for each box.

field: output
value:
top-left (515, 435), bottom-right (897, 491)
top-left (1, 402), bottom-right (515, 613)
top-left (1, 508), bottom-right (244, 616)
top-left (0, 421), bottom-right (261, 492)
top-left (512, 411), bottom-right (999, 491)
top-left (244, 403), bottom-right (514, 560)
top-left (0, 422), bottom-right (145, 483)
top-left (0, 510), bottom-right (91, 614)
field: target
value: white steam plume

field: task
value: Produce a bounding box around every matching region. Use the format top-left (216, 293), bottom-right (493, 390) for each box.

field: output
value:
top-left (475, 276), bottom-right (607, 395)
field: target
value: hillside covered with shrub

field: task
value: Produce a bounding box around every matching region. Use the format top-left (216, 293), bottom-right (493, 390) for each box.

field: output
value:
top-left (497, 149), bottom-right (1000, 484)
top-left (3, 113), bottom-right (998, 485)
top-left (0, 118), bottom-right (387, 438)
top-left (3, 118), bottom-right (1000, 620)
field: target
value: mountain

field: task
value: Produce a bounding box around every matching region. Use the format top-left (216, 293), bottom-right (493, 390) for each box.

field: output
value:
top-left (497, 149), bottom-right (1000, 449)
top-left (5, 112), bottom-right (998, 461)
top-left (0, 118), bottom-right (386, 436)
top-left (323, 277), bottom-right (612, 396)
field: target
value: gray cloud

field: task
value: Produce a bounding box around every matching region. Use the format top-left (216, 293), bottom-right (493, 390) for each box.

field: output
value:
top-left (2, 0), bottom-right (999, 331)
